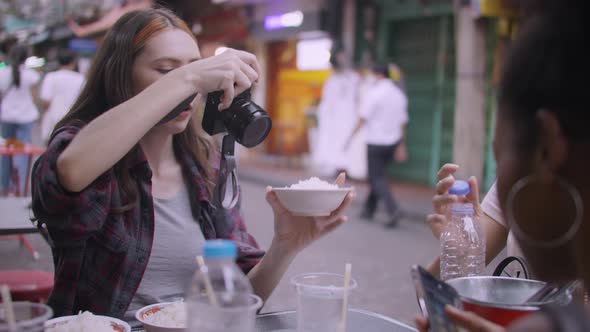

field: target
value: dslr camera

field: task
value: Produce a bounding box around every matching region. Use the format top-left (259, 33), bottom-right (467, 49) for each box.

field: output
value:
top-left (202, 89), bottom-right (272, 148)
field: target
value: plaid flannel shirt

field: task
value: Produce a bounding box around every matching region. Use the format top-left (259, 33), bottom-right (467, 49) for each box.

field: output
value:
top-left (31, 125), bottom-right (264, 318)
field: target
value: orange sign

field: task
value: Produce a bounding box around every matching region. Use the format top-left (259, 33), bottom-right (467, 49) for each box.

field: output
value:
top-left (472, 0), bottom-right (519, 18)
top-left (272, 70), bottom-right (331, 155)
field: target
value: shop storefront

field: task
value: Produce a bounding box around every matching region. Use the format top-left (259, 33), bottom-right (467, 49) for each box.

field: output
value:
top-left (472, 0), bottom-right (519, 190)
top-left (360, 0), bottom-right (519, 187)
top-left (248, 0), bottom-right (334, 158)
top-left (362, 0), bottom-right (457, 186)
top-left (263, 40), bottom-right (331, 157)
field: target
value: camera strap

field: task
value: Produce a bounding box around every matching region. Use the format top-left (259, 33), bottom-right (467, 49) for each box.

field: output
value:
top-left (217, 134), bottom-right (240, 210)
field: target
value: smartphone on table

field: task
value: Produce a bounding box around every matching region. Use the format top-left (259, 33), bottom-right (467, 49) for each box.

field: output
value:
top-left (411, 265), bottom-right (462, 332)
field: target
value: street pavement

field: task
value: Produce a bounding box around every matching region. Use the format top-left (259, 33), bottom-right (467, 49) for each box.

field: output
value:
top-left (0, 178), bottom-right (444, 326)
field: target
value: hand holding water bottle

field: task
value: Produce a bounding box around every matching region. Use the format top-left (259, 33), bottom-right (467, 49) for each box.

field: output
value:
top-left (427, 164), bottom-right (483, 240)
top-left (439, 178), bottom-right (486, 280)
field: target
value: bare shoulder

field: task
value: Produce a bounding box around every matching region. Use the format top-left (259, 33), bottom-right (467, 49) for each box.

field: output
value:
top-left (508, 314), bottom-right (552, 332)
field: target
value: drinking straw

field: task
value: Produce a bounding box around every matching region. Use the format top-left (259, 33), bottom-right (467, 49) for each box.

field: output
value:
top-left (1, 284), bottom-right (16, 332)
top-left (196, 256), bottom-right (219, 307)
top-left (338, 263), bottom-right (352, 332)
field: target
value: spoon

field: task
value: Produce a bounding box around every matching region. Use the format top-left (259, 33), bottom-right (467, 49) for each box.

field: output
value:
top-left (525, 280), bottom-right (580, 304)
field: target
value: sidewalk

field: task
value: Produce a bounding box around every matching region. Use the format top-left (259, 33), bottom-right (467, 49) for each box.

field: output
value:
top-left (237, 156), bottom-right (434, 221)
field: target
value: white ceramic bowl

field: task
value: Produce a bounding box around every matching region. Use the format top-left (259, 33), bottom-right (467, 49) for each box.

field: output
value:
top-left (136, 302), bottom-right (186, 332)
top-left (272, 188), bottom-right (352, 217)
top-left (44, 314), bottom-right (130, 332)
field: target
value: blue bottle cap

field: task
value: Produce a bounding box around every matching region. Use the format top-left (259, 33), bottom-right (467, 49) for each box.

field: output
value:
top-left (203, 240), bottom-right (237, 259)
top-left (449, 180), bottom-right (471, 196)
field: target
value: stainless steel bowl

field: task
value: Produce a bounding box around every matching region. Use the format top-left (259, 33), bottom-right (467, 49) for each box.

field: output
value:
top-left (447, 276), bottom-right (551, 308)
top-left (446, 276), bottom-right (571, 327)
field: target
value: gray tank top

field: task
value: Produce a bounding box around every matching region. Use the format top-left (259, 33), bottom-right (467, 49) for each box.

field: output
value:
top-left (125, 185), bottom-right (205, 325)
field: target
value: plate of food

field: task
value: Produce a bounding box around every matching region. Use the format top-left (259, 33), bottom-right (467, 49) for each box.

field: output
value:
top-left (44, 311), bottom-right (131, 332)
top-left (136, 302), bottom-right (186, 332)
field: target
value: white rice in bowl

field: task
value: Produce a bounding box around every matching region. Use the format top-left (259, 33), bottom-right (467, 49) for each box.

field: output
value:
top-left (45, 311), bottom-right (119, 332)
top-left (141, 302), bottom-right (186, 328)
top-left (288, 177), bottom-right (339, 190)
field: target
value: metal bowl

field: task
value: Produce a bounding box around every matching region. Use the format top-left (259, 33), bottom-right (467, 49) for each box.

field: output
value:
top-left (447, 276), bottom-right (570, 327)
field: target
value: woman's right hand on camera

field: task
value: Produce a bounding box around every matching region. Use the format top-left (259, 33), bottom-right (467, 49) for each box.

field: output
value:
top-left (185, 49), bottom-right (260, 110)
top-left (426, 164), bottom-right (481, 240)
top-left (53, 48), bottom-right (260, 193)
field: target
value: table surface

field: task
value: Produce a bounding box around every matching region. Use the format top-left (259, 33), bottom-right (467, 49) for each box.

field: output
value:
top-left (131, 309), bottom-right (417, 332)
top-left (256, 309), bottom-right (417, 332)
top-left (0, 197), bottom-right (38, 235)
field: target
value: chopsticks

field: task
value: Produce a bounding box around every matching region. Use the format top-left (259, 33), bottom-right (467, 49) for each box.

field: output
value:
top-left (1, 284), bottom-right (16, 332)
top-left (196, 256), bottom-right (219, 307)
top-left (338, 263), bottom-right (352, 332)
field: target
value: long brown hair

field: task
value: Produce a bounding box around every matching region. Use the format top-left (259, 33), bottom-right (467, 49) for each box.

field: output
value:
top-left (9, 45), bottom-right (28, 88)
top-left (54, 8), bottom-right (212, 210)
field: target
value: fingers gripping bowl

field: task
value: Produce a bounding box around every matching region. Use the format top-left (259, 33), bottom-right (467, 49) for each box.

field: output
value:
top-left (273, 177), bottom-right (352, 217)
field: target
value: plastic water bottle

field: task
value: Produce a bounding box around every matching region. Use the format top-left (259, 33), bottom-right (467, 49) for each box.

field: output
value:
top-left (440, 180), bottom-right (486, 281)
top-left (186, 240), bottom-right (259, 332)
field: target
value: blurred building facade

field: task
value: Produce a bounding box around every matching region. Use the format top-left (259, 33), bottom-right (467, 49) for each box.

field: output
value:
top-left (0, 0), bottom-right (521, 188)
top-left (354, 0), bottom-right (519, 188)
top-left (237, 0), bottom-right (520, 188)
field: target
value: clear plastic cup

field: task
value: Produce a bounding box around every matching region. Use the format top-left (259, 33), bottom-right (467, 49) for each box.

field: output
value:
top-left (186, 293), bottom-right (262, 332)
top-left (291, 273), bottom-right (358, 332)
top-left (0, 301), bottom-right (53, 332)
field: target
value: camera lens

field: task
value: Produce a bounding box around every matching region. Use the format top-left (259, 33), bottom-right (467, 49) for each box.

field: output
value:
top-left (224, 100), bottom-right (272, 148)
top-left (242, 112), bottom-right (272, 147)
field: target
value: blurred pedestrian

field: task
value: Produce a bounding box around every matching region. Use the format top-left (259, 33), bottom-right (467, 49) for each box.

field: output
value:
top-left (0, 45), bottom-right (40, 194)
top-left (39, 49), bottom-right (85, 144)
top-left (345, 67), bottom-right (374, 180)
top-left (345, 63), bottom-right (408, 227)
top-left (313, 44), bottom-right (360, 177)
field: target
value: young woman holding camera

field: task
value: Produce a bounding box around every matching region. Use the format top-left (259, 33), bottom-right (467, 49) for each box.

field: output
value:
top-left (31, 8), bottom-right (353, 322)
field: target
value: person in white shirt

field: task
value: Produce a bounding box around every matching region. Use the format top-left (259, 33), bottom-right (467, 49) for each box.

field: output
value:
top-left (345, 63), bottom-right (409, 227)
top-left (39, 49), bottom-right (85, 144)
top-left (0, 45), bottom-right (40, 194)
top-left (314, 46), bottom-right (360, 177)
top-left (425, 164), bottom-right (521, 278)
